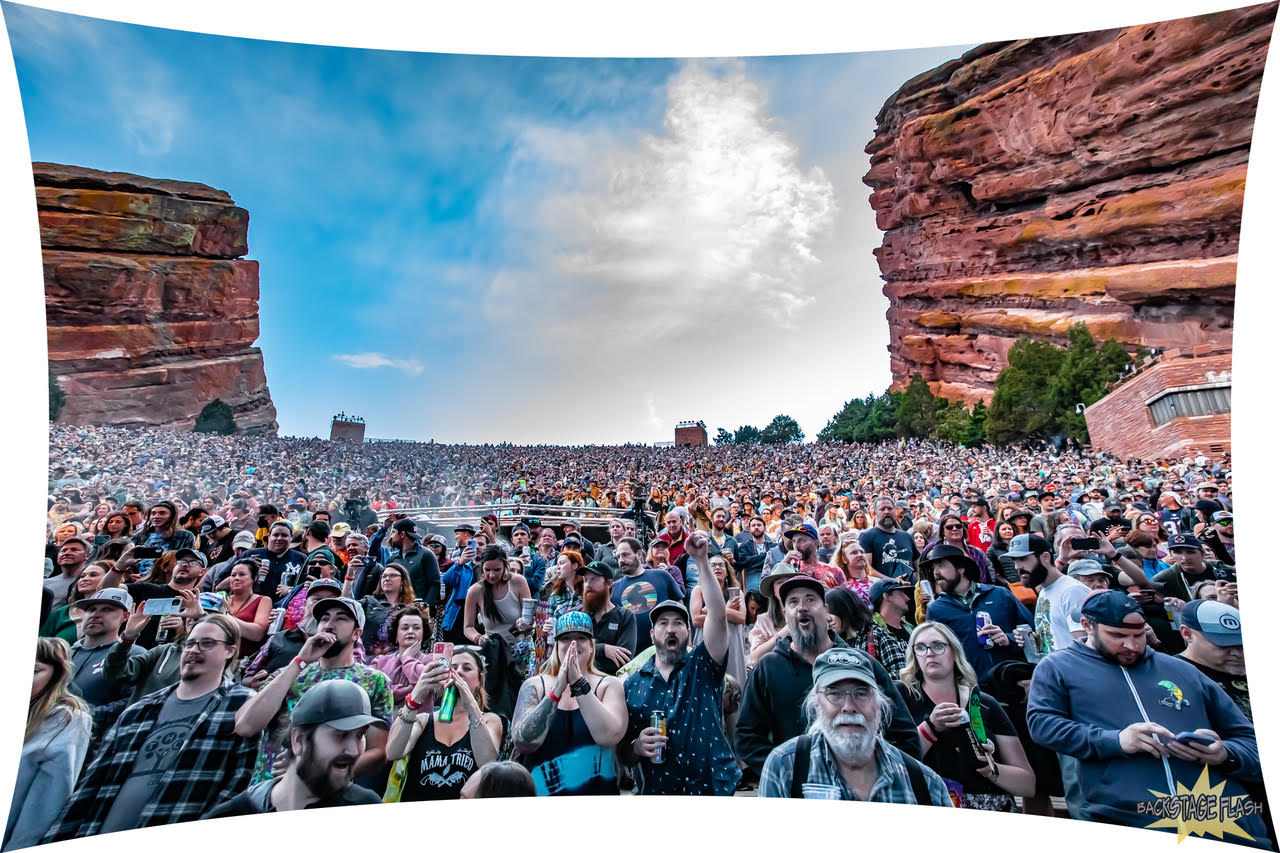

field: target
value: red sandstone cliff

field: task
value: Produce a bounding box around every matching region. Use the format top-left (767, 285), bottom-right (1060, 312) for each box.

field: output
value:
top-left (864, 3), bottom-right (1274, 404)
top-left (39, 163), bottom-right (278, 433)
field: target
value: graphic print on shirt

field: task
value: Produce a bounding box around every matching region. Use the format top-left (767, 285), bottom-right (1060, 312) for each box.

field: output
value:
top-left (416, 747), bottom-right (475, 790)
top-left (621, 582), bottom-right (658, 614)
top-left (1158, 680), bottom-right (1188, 710)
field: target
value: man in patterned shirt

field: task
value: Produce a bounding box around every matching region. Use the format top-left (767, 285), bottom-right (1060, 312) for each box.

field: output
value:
top-left (620, 530), bottom-right (741, 795)
top-left (759, 647), bottom-right (951, 804)
top-left (234, 597), bottom-right (392, 785)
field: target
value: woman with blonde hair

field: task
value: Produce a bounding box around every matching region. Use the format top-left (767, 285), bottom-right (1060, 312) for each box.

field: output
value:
top-left (833, 532), bottom-right (884, 606)
top-left (897, 621), bottom-right (1035, 811)
top-left (384, 646), bottom-right (503, 802)
top-left (4, 638), bottom-right (91, 851)
top-left (511, 611), bottom-right (627, 795)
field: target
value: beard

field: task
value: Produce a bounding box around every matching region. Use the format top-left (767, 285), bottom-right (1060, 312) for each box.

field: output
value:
top-left (583, 588), bottom-right (609, 615)
top-left (790, 617), bottom-right (823, 654)
top-left (1026, 562), bottom-right (1049, 589)
top-left (816, 712), bottom-right (877, 765)
top-left (323, 636), bottom-right (352, 659)
top-left (296, 745), bottom-right (354, 800)
top-left (655, 630), bottom-right (690, 666)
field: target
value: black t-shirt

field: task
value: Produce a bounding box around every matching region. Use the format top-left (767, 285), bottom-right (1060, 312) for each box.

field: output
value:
top-left (883, 621), bottom-right (911, 644)
top-left (1183, 657), bottom-right (1252, 722)
top-left (898, 686), bottom-right (1015, 796)
top-left (1088, 517), bottom-right (1132, 536)
top-left (858, 528), bottom-right (919, 580)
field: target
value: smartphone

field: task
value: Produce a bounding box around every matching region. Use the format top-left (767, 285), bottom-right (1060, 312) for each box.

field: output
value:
top-left (142, 597), bottom-right (184, 616)
top-left (1070, 537), bottom-right (1101, 551)
top-left (133, 546), bottom-right (163, 559)
top-left (433, 642), bottom-right (454, 667)
top-left (1175, 732), bottom-right (1218, 747)
top-left (728, 587), bottom-right (743, 604)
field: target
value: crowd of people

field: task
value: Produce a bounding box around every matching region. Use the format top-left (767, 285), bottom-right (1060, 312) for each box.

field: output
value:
top-left (13, 424), bottom-right (1266, 848)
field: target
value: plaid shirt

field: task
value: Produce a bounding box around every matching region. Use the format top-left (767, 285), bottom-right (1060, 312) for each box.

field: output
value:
top-left (44, 681), bottom-right (257, 841)
top-left (853, 625), bottom-right (909, 680)
top-left (758, 732), bottom-right (952, 805)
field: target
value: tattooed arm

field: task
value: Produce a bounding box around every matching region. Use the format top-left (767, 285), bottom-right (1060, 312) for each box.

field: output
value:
top-left (511, 676), bottom-right (559, 754)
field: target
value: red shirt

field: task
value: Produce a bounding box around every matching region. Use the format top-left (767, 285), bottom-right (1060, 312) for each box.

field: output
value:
top-left (656, 529), bottom-right (687, 565)
top-left (967, 517), bottom-right (996, 552)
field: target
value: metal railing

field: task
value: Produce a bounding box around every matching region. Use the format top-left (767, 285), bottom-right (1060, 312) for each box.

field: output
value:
top-left (376, 502), bottom-right (651, 531)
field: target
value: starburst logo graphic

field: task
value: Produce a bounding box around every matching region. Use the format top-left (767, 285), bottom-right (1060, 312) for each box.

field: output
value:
top-left (1138, 766), bottom-right (1263, 843)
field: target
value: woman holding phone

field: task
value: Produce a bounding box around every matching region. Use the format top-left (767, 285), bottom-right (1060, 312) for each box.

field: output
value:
top-left (384, 646), bottom-right (503, 802)
top-left (223, 562), bottom-right (272, 659)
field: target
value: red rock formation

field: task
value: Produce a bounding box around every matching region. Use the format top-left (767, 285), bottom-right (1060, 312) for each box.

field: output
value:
top-left (864, 3), bottom-right (1274, 404)
top-left (39, 163), bottom-right (278, 433)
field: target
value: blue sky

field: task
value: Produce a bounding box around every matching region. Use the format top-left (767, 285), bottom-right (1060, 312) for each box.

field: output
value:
top-left (3, 2), bottom-right (970, 444)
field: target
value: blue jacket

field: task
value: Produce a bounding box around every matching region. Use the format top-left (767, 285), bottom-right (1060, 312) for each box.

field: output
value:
top-left (925, 583), bottom-right (1032, 683)
top-left (1027, 642), bottom-right (1267, 846)
top-left (441, 561), bottom-right (476, 630)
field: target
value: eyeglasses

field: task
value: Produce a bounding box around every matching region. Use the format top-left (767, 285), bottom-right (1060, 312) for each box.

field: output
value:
top-left (819, 686), bottom-right (873, 704)
top-left (913, 641), bottom-right (949, 657)
top-left (182, 638), bottom-right (232, 651)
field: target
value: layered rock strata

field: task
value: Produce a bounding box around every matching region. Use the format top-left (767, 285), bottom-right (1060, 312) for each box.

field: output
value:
top-left (865, 3), bottom-right (1275, 403)
top-left (38, 162), bottom-right (278, 432)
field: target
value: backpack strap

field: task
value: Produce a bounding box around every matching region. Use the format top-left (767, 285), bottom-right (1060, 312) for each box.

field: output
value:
top-left (790, 734), bottom-right (811, 799)
top-left (901, 752), bottom-right (933, 805)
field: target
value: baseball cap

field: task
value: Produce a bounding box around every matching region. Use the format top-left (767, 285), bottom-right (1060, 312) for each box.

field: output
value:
top-left (649, 599), bottom-right (691, 627)
top-left (174, 547), bottom-right (208, 567)
top-left (453, 523), bottom-right (477, 534)
top-left (392, 518), bottom-right (417, 533)
top-left (72, 587), bottom-right (134, 612)
top-left (290, 680), bottom-right (386, 731)
top-left (1067, 559), bottom-right (1109, 579)
top-left (1103, 499), bottom-right (1124, 510)
top-left (1180, 600), bottom-right (1242, 646)
top-left (329, 522), bottom-right (352, 538)
top-left (305, 547), bottom-right (339, 566)
top-left (1006, 533), bottom-right (1051, 559)
top-left (553, 610), bottom-right (594, 640)
top-left (1211, 510), bottom-right (1233, 524)
top-left (198, 592), bottom-right (227, 613)
top-left (232, 530), bottom-right (257, 549)
top-left (870, 578), bottom-right (912, 608)
top-left (200, 514), bottom-right (228, 534)
top-left (1079, 590), bottom-right (1144, 628)
top-left (775, 572), bottom-right (827, 604)
top-left (1166, 532), bottom-right (1203, 551)
top-left (811, 647), bottom-right (878, 691)
top-left (307, 578), bottom-right (344, 597)
top-left (580, 561), bottom-right (614, 581)
top-left (312, 597), bottom-right (366, 629)
top-left (786, 523), bottom-right (819, 542)
top-left (511, 523), bottom-right (530, 534)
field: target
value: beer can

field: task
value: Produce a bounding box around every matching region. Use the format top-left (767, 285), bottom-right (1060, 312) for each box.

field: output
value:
top-left (919, 580), bottom-right (933, 599)
top-left (1014, 623), bottom-right (1032, 645)
top-left (520, 597), bottom-right (536, 623)
top-left (651, 710), bottom-right (667, 764)
top-left (976, 611), bottom-right (993, 647)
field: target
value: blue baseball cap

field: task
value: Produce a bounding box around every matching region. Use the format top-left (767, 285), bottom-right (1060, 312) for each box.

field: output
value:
top-left (1180, 600), bottom-right (1242, 646)
top-left (785, 523), bottom-right (819, 542)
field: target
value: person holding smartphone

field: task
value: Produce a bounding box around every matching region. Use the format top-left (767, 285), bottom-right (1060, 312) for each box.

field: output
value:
top-left (99, 547), bottom-right (211, 649)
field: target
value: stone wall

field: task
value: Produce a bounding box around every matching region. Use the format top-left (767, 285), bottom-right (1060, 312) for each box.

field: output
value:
top-left (864, 3), bottom-right (1275, 403)
top-left (39, 163), bottom-right (278, 433)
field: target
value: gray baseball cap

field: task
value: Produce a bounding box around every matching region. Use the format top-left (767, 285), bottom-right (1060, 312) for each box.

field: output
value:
top-left (1067, 559), bottom-right (1109, 578)
top-left (812, 647), bottom-right (878, 691)
top-left (290, 680), bottom-right (386, 731)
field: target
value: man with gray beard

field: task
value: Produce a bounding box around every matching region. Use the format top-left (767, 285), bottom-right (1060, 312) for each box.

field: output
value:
top-left (759, 648), bottom-right (952, 804)
top-left (736, 570), bottom-right (921, 782)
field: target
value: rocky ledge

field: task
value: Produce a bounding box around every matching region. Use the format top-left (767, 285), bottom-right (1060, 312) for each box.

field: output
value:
top-left (864, 3), bottom-right (1275, 403)
top-left (38, 162), bottom-right (278, 433)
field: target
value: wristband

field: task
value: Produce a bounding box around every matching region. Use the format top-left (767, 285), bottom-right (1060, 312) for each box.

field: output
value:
top-left (918, 721), bottom-right (937, 744)
top-left (546, 688), bottom-right (561, 705)
top-left (925, 717), bottom-right (941, 736)
top-left (291, 656), bottom-right (308, 671)
top-left (404, 694), bottom-right (425, 712)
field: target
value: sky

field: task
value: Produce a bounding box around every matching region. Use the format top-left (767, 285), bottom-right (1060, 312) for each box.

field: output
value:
top-left (3, 2), bottom-right (972, 444)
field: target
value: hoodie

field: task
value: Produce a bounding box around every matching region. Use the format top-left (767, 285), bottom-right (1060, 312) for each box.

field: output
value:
top-left (1027, 642), bottom-right (1267, 847)
top-left (734, 632), bottom-right (920, 779)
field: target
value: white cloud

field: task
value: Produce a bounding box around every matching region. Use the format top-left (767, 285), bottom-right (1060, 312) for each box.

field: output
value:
top-left (332, 352), bottom-right (424, 376)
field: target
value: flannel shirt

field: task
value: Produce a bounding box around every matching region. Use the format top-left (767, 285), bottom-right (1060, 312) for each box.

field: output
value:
top-left (758, 733), bottom-right (952, 805)
top-left (853, 625), bottom-right (909, 681)
top-left (44, 681), bottom-right (256, 841)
